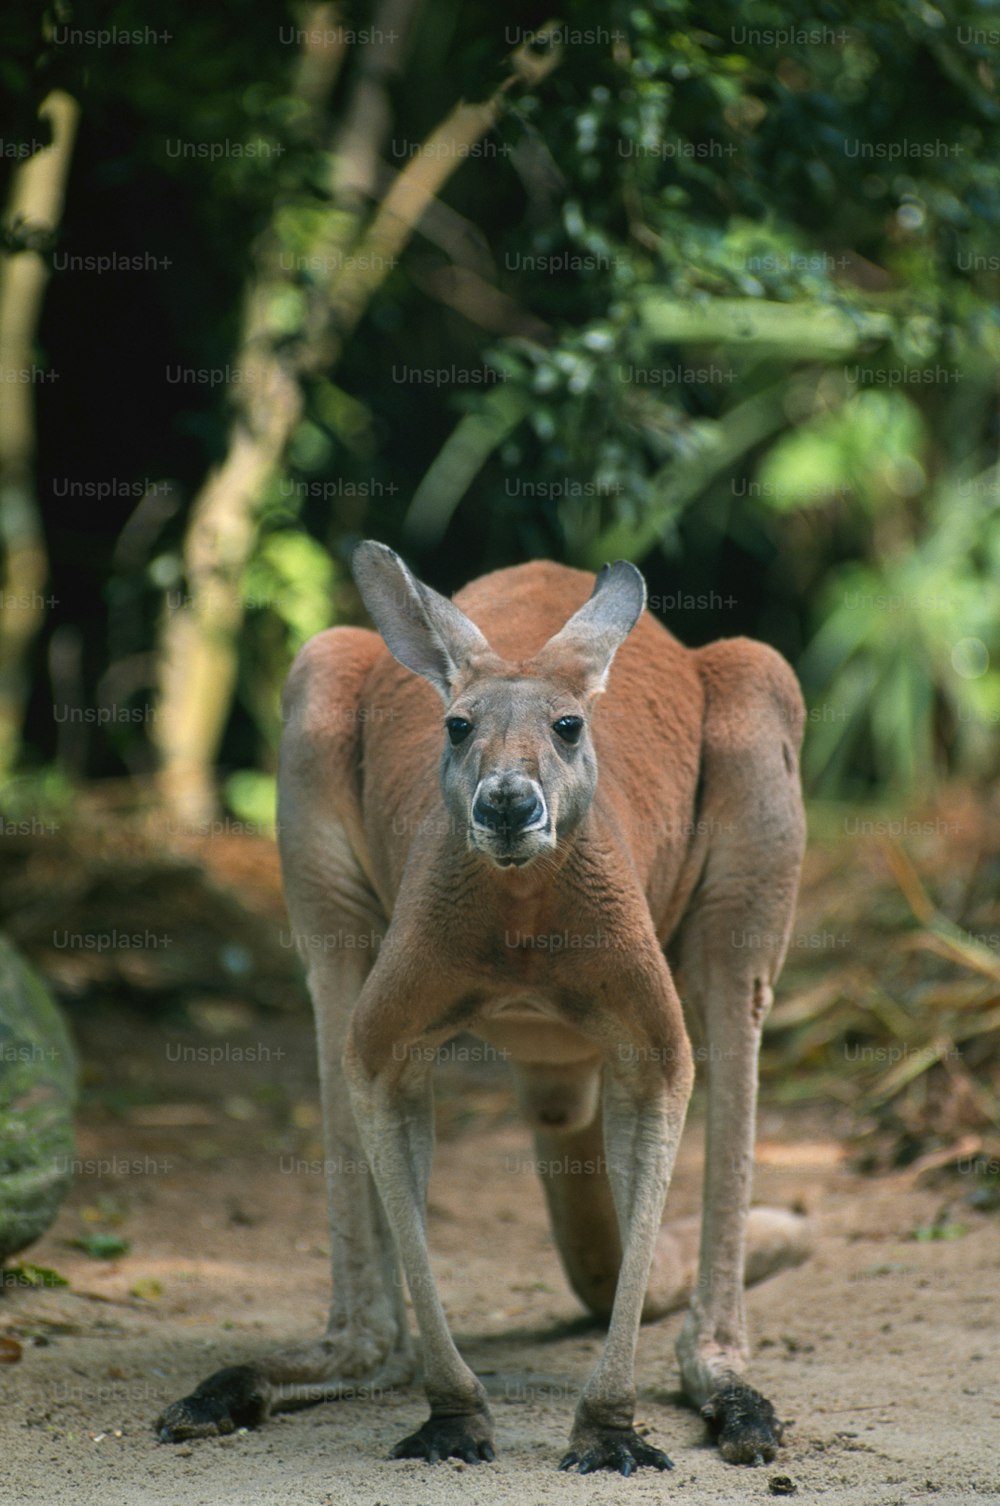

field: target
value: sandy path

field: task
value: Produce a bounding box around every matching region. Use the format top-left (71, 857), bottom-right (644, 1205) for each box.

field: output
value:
top-left (2, 1003), bottom-right (997, 1506)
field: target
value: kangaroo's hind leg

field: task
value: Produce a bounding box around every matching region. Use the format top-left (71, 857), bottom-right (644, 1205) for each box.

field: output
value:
top-left (672, 639), bottom-right (807, 1465)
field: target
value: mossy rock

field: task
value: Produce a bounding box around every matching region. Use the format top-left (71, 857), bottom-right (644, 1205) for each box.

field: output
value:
top-left (0, 935), bottom-right (77, 1262)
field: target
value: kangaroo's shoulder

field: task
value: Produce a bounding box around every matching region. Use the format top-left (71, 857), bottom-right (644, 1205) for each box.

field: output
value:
top-left (692, 636), bottom-right (806, 747)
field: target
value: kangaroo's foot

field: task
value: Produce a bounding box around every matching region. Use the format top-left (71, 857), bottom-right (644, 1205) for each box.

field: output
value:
top-left (701, 1381), bottom-right (783, 1465)
top-left (560, 1424), bottom-right (673, 1477)
top-left (678, 1313), bottom-right (785, 1467)
top-left (157, 1327), bottom-right (415, 1442)
top-left (157, 1364), bottom-right (270, 1441)
top-left (390, 1408), bottom-right (496, 1464)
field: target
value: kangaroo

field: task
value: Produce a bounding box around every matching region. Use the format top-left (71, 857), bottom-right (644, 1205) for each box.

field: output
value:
top-left (158, 542), bottom-right (808, 1472)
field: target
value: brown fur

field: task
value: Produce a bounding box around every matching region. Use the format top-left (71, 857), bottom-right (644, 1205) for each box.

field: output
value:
top-left (157, 547), bottom-right (808, 1474)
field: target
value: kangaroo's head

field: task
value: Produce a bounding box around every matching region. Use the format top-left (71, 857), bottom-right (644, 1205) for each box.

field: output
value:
top-left (352, 542), bottom-right (645, 869)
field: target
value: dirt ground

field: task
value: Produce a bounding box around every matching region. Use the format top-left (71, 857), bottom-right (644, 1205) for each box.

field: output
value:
top-left (2, 990), bottom-right (998, 1506)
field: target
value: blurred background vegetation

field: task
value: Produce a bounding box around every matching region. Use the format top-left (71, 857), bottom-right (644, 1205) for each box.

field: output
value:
top-left (1, 0), bottom-right (998, 827)
top-left (1, 2), bottom-right (999, 1164)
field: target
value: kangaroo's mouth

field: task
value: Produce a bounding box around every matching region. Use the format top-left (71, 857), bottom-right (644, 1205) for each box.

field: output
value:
top-left (468, 822), bottom-right (554, 868)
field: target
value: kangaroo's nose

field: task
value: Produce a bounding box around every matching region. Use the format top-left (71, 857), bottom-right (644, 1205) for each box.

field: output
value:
top-left (473, 780), bottom-right (544, 833)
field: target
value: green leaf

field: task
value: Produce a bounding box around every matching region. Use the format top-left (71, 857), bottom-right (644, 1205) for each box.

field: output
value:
top-left (909, 1223), bottom-right (970, 1242)
top-left (223, 770), bottom-right (276, 834)
top-left (244, 529), bottom-right (335, 650)
top-left (130, 1277), bottom-right (163, 1301)
top-left (2, 1261), bottom-right (70, 1288)
top-left (71, 1233), bottom-right (130, 1260)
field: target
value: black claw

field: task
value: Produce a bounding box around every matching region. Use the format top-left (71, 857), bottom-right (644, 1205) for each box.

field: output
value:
top-left (391, 1434), bottom-right (426, 1460)
top-left (559, 1428), bottom-right (672, 1475)
top-left (637, 1441), bottom-right (673, 1472)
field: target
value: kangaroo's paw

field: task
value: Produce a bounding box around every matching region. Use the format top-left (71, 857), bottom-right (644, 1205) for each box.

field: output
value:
top-left (701, 1382), bottom-right (783, 1465)
top-left (157, 1365), bottom-right (270, 1442)
top-left (560, 1425), bottom-right (674, 1476)
top-left (157, 1328), bottom-right (415, 1442)
top-left (390, 1409), bottom-right (496, 1464)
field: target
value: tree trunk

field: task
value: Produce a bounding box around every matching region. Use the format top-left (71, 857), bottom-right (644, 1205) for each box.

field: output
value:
top-left (151, 8), bottom-right (349, 827)
top-left (0, 91), bottom-right (80, 782)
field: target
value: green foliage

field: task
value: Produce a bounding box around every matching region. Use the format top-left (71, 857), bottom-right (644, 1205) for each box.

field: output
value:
top-left (71, 1232), bottom-right (130, 1259)
top-left (757, 390), bottom-right (926, 513)
top-left (4, 0), bottom-right (999, 796)
top-left (222, 769), bottom-right (276, 833)
top-left (238, 527), bottom-right (337, 765)
top-left (910, 1222), bottom-right (970, 1242)
top-left (2, 1261), bottom-right (69, 1288)
top-left (244, 529), bottom-right (336, 655)
top-left (415, 0), bottom-right (1000, 794)
top-left (800, 473), bottom-right (1000, 793)
top-left (0, 768), bottom-right (76, 822)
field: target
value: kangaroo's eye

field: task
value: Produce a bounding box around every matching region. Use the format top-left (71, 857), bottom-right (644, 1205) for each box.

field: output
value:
top-left (446, 717), bottom-right (473, 746)
top-left (553, 715), bottom-right (583, 745)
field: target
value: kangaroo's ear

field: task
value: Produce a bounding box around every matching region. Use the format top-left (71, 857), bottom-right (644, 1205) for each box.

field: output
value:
top-left (538, 560), bottom-right (646, 694)
top-left (352, 541), bottom-right (491, 704)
